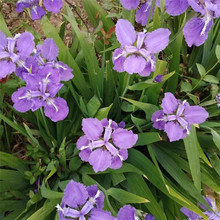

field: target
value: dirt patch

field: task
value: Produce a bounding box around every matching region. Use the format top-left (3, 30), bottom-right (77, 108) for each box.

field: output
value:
top-left (1, 0), bottom-right (95, 43)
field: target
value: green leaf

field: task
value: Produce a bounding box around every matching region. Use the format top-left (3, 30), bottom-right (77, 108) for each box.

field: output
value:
top-left (128, 71), bottom-right (175, 91)
top-left (82, 0), bottom-right (114, 31)
top-left (41, 17), bottom-right (90, 100)
top-left (41, 181), bottom-right (63, 199)
top-left (121, 97), bottom-right (158, 120)
top-left (69, 156), bottom-right (82, 171)
top-left (153, 60), bottom-right (167, 78)
top-left (131, 115), bottom-right (146, 127)
top-left (0, 13), bottom-right (11, 36)
top-left (0, 152), bottom-right (28, 173)
top-left (215, 44), bottom-right (220, 60)
top-left (45, 162), bottom-right (57, 183)
top-left (211, 129), bottom-right (220, 150)
top-left (183, 126), bottom-right (201, 191)
top-left (207, 153), bottom-right (220, 176)
top-left (126, 173), bottom-right (167, 220)
top-left (135, 132), bottom-right (161, 146)
top-left (196, 63), bottom-right (206, 77)
top-left (111, 173), bottom-right (126, 186)
top-left (107, 188), bottom-right (149, 204)
top-left (27, 199), bottom-right (60, 220)
top-left (80, 162), bottom-right (143, 175)
top-left (166, 31), bottom-right (183, 93)
top-left (180, 81), bottom-right (192, 92)
top-left (203, 75), bottom-right (219, 84)
top-left (127, 149), bottom-right (207, 219)
top-left (87, 95), bottom-right (101, 117)
top-left (64, 7), bottom-right (103, 97)
top-left (95, 104), bottom-right (112, 120)
top-left (23, 123), bottom-right (42, 149)
top-left (59, 137), bottom-right (66, 168)
top-left (152, 146), bottom-right (205, 204)
top-left (0, 169), bottom-right (29, 192)
top-left (200, 99), bottom-right (217, 107)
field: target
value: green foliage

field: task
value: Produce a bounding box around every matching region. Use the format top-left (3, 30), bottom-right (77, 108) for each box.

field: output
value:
top-left (0, 1), bottom-right (219, 220)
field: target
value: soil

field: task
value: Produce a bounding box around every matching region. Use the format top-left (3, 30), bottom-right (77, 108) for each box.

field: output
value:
top-left (0, 0), bottom-right (92, 44)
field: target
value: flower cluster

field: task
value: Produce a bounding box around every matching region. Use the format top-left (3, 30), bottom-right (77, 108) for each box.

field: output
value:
top-left (181, 196), bottom-right (220, 220)
top-left (76, 118), bottom-right (138, 172)
top-left (120, 0), bottom-right (220, 47)
top-left (16, 0), bottom-right (62, 20)
top-left (112, 19), bottom-right (170, 76)
top-left (0, 30), bottom-right (73, 122)
top-left (57, 180), bottom-right (156, 220)
top-left (151, 92), bottom-right (209, 142)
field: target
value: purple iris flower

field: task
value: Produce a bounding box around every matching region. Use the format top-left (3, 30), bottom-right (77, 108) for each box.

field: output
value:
top-left (112, 19), bottom-right (171, 76)
top-left (11, 66), bottom-right (69, 122)
top-left (181, 196), bottom-right (220, 220)
top-left (165, 0), bottom-right (189, 16)
top-left (151, 92), bottom-right (209, 142)
top-left (117, 205), bottom-right (138, 220)
top-left (135, 0), bottom-right (158, 26)
top-left (16, 0), bottom-right (46, 20)
top-left (164, 0), bottom-right (219, 47)
top-left (76, 118), bottom-right (138, 172)
top-left (120, 0), bottom-right (140, 10)
top-left (34, 38), bottom-right (73, 81)
top-left (0, 31), bottom-right (35, 79)
top-left (117, 205), bottom-right (156, 220)
top-left (120, 0), bottom-right (160, 26)
top-left (43, 0), bottom-right (63, 13)
top-left (180, 207), bottom-right (201, 220)
top-left (165, 0), bottom-right (218, 47)
top-left (57, 180), bottom-right (109, 220)
top-left (16, 0), bottom-right (62, 20)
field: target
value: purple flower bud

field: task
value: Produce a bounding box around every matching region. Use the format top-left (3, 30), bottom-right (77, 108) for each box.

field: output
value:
top-left (154, 74), bottom-right (163, 82)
